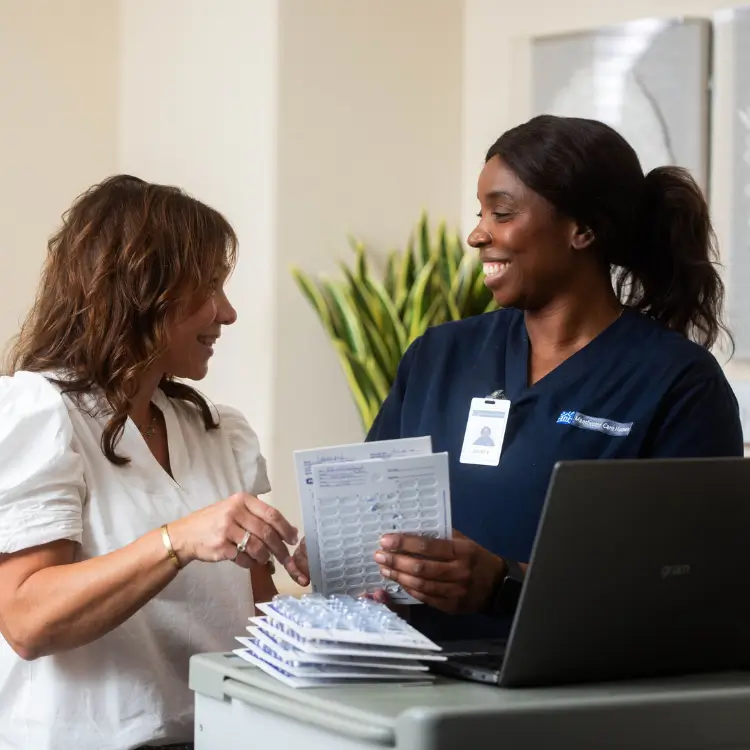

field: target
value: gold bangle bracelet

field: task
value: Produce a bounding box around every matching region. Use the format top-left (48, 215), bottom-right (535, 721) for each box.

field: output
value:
top-left (161, 524), bottom-right (181, 570)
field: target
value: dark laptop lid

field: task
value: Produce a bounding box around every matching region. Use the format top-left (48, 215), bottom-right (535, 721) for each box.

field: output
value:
top-left (499, 457), bottom-right (750, 687)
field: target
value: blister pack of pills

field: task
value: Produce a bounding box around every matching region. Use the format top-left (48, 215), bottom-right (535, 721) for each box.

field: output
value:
top-left (295, 438), bottom-right (452, 605)
top-left (247, 615), bottom-right (448, 660)
top-left (233, 594), bottom-right (445, 689)
top-left (241, 631), bottom-right (429, 669)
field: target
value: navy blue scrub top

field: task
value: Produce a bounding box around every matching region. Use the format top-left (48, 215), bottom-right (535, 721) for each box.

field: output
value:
top-left (366, 307), bottom-right (744, 642)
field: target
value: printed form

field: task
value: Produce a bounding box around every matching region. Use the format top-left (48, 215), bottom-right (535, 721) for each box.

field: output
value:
top-left (293, 437), bottom-right (452, 604)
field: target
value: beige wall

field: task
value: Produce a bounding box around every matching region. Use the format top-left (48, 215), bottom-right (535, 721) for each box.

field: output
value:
top-left (0, 0), bottom-right (118, 362)
top-left (118, 0), bottom-right (280, 455)
top-left (270, 0), bottom-right (464, 531)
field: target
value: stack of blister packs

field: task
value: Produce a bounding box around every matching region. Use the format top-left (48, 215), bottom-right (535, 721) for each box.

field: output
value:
top-left (234, 594), bottom-right (446, 688)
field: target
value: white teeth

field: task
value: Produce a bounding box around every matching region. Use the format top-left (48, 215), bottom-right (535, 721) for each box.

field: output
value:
top-left (198, 336), bottom-right (215, 345)
top-left (483, 261), bottom-right (509, 277)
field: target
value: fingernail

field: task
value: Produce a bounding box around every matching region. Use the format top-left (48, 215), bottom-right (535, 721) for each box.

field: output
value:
top-left (374, 552), bottom-right (387, 564)
top-left (380, 535), bottom-right (397, 550)
top-left (297, 575), bottom-right (309, 586)
top-left (291, 532), bottom-right (299, 545)
top-left (380, 567), bottom-right (391, 578)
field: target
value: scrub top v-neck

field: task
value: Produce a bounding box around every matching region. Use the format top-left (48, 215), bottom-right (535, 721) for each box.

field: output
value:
top-left (367, 307), bottom-right (743, 642)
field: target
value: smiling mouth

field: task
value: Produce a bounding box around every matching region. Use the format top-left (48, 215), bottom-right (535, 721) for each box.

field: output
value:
top-left (197, 335), bottom-right (218, 348)
top-left (483, 261), bottom-right (511, 279)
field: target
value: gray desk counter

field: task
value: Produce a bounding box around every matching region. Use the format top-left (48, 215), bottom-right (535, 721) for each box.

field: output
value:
top-left (189, 652), bottom-right (750, 750)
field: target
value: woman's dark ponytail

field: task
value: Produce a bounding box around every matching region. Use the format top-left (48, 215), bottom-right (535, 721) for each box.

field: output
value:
top-left (613, 166), bottom-right (730, 352)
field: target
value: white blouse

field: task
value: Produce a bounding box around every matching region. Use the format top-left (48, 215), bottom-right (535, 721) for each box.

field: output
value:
top-left (0, 371), bottom-right (271, 750)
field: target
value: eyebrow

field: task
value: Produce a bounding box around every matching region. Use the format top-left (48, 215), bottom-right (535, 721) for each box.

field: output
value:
top-left (483, 189), bottom-right (515, 202)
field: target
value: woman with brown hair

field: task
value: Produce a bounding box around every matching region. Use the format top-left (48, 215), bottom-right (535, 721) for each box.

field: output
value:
top-left (0, 175), bottom-right (308, 750)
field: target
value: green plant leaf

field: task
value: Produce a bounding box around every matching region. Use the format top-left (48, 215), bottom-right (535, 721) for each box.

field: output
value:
top-left (349, 237), bottom-right (368, 282)
top-left (338, 261), bottom-right (378, 327)
top-left (438, 276), bottom-right (461, 321)
top-left (332, 341), bottom-right (381, 430)
top-left (355, 277), bottom-right (407, 381)
top-left (451, 252), bottom-right (476, 316)
top-left (447, 230), bottom-right (464, 270)
top-left (339, 260), bottom-right (406, 373)
top-left (317, 277), bottom-right (345, 338)
top-left (290, 267), bottom-right (335, 336)
top-left (362, 275), bottom-right (407, 356)
top-left (384, 250), bottom-right (398, 299)
top-left (440, 224), bottom-right (460, 288)
top-left (416, 210), bottom-right (430, 268)
top-left (471, 265), bottom-right (491, 315)
top-left (326, 281), bottom-right (368, 358)
top-left (362, 352), bottom-right (391, 404)
top-left (418, 293), bottom-right (446, 337)
top-left (407, 258), bottom-right (437, 342)
top-left (433, 220), bottom-right (448, 288)
top-left (361, 314), bottom-right (397, 393)
top-left (395, 239), bottom-right (415, 312)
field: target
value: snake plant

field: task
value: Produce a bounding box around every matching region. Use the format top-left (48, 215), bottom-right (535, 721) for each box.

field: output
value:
top-left (291, 212), bottom-right (496, 433)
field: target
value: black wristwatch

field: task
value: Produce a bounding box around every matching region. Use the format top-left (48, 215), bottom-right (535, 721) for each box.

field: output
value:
top-left (484, 557), bottom-right (524, 616)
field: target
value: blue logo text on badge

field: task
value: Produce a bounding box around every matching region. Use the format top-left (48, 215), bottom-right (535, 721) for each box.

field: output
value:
top-left (557, 411), bottom-right (632, 437)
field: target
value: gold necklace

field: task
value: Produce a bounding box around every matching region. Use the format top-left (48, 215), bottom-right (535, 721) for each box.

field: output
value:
top-left (138, 408), bottom-right (157, 440)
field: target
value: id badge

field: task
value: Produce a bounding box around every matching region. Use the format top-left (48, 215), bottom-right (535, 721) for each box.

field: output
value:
top-left (459, 397), bottom-right (511, 466)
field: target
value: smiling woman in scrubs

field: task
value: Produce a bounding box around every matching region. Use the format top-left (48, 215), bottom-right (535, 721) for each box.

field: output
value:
top-left (297, 114), bottom-right (744, 641)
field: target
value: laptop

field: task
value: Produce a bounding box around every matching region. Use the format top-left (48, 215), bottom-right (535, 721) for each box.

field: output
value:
top-left (432, 457), bottom-right (750, 687)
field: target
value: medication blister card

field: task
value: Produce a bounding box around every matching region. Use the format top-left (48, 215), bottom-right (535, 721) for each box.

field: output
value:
top-left (236, 595), bottom-right (445, 688)
top-left (293, 437), bottom-right (432, 598)
top-left (308, 452), bottom-right (452, 604)
top-left (256, 595), bottom-right (444, 648)
top-left (236, 640), bottom-right (431, 680)
top-left (241, 630), bottom-right (430, 670)
top-left (233, 648), bottom-right (435, 689)
top-left (248, 616), bottom-right (447, 660)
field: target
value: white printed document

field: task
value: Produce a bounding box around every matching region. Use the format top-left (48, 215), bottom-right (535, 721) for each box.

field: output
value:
top-left (294, 437), bottom-right (452, 604)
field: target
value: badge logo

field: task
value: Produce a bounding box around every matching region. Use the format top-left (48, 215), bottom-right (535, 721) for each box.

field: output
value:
top-left (556, 411), bottom-right (632, 437)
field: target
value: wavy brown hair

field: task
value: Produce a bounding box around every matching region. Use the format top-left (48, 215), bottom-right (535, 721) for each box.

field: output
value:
top-left (6, 174), bottom-right (238, 465)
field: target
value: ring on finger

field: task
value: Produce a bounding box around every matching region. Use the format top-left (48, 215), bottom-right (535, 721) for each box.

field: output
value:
top-left (237, 530), bottom-right (251, 555)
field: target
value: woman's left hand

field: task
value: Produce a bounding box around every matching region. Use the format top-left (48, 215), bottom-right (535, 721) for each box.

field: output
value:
top-left (373, 530), bottom-right (505, 614)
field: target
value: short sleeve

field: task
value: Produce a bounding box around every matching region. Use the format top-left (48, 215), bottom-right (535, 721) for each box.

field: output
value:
top-left (647, 367), bottom-right (744, 458)
top-left (0, 372), bottom-right (86, 554)
top-left (217, 405), bottom-right (272, 496)
top-left (366, 337), bottom-right (421, 442)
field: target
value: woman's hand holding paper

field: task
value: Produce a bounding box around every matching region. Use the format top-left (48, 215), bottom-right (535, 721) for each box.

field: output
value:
top-left (373, 530), bottom-right (505, 614)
